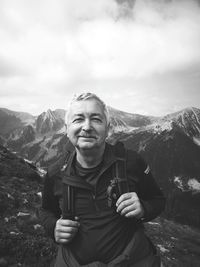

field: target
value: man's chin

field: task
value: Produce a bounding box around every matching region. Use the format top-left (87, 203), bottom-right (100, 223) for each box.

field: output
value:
top-left (77, 141), bottom-right (98, 150)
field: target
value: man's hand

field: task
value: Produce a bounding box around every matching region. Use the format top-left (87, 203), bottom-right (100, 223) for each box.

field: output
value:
top-left (54, 218), bottom-right (80, 244)
top-left (116, 192), bottom-right (144, 219)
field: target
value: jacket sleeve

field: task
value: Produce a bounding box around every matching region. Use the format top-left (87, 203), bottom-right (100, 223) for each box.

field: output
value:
top-left (127, 151), bottom-right (166, 222)
top-left (39, 172), bottom-right (62, 240)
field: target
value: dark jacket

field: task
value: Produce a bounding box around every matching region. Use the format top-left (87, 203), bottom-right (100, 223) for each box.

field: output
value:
top-left (40, 142), bottom-right (165, 265)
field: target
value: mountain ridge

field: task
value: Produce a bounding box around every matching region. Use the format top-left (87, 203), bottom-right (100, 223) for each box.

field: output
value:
top-left (1, 105), bottom-right (200, 227)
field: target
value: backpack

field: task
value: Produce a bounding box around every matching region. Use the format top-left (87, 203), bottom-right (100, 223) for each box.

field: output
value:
top-left (62, 142), bottom-right (129, 219)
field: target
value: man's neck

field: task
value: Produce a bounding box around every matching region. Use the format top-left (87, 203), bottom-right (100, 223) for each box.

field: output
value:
top-left (76, 145), bottom-right (105, 168)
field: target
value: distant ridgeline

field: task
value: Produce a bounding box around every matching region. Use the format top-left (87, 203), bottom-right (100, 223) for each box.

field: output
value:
top-left (0, 106), bottom-right (200, 228)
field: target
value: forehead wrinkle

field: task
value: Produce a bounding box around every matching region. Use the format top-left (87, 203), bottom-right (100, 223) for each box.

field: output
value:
top-left (72, 112), bottom-right (104, 118)
top-left (70, 101), bottom-right (104, 115)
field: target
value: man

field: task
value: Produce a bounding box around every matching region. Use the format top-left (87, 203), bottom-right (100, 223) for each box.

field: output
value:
top-left (40, 92), bottom-right (166, 266)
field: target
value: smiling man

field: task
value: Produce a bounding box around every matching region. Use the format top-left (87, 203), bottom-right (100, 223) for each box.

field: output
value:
top-left (66, 97), bottom-right (109, 167)
top-left (40, 92), bottom-right (165, 267)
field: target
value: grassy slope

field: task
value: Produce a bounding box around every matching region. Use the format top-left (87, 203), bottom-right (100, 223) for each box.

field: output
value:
top-left (145, 218), bottom-right (200, 267)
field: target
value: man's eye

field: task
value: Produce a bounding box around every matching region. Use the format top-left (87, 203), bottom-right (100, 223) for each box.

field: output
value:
top-left (92, 118), bottom-right (102, 122)
top-left (73, 118), bottom-right (83, 123)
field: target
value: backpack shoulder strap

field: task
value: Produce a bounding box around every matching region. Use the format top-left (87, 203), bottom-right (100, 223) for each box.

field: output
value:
top-left (113, 142), bottom-right (129, 190)
top-left (62, 183), bottom-right (75, 220)
top-left (62, 149), bottom-right (76, 220)
top-left (107, 143), bottom-right (129, 208)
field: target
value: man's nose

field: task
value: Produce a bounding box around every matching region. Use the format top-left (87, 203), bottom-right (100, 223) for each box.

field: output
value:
top-left (82, 119), bottom-right (92, 131)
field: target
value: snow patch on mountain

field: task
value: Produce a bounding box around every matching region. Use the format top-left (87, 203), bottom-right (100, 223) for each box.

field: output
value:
top-left (174, 176), bottom-right (184, 191)
top-left (147, 120), bottom-right (173, 134)
top-left (37, 167), bottom-right (47, 177)
top-left (188, 179), bottom-right (200, 192)
top-left (193, 137), bottom-right (200, 146)
top-left (24, 158), bottom-right (33, 164)
top-left (157, 244), bottom-right (170, 253)
top-left (24, 158), bottom-right (46, 177)
top-left (174, 176), bottom-right (200, 192)
top-left (147, 222), bottom-right (160, 226)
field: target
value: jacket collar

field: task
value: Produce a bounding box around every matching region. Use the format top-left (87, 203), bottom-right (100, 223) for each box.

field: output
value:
top-left (61, 143), bottom-right (122, 189)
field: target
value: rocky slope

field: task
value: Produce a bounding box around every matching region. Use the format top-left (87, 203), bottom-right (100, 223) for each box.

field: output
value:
top-left (0, 145), bottom-right (56, 267)
top-left (0, 144), bottom-right (199, 266)
top-left (119, 107), bottom-right (200, 227)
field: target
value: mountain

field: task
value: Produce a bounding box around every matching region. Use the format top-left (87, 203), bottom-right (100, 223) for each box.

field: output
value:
top-left (0, 107), bottom-right (34, 126)
top-left (0, 108), bottom-right (35, 138)
top-left (0, 107), bottom-right (34, 122)
top-left (108, 107), bottom-right (157, 137)
top-left (7, 125), bottom-right (36, 151)
top-left (4, 108), bottom-right (66, 164)
top-left (35, 109), bottom-right (65, 134)
top-left (0, 109), bottom-right (23, 136)
top-left (108, 106), bottom-right (157, 128)
top-left (162, 107), bottom-right (200, 142)
top-left (119, 107), bottom-right (200, 227)
top-left (1, 105), bottom-right (200, 227)
top-left (53, 108), bottom-right (66, 120)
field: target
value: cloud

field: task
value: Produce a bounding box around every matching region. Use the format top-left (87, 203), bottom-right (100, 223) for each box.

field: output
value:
top-left (1, 0), bottom-right (200, 80)
top-left (0, 56), bottom-right (21, 77)
top-left (0, 0), bottom-right (200, 115)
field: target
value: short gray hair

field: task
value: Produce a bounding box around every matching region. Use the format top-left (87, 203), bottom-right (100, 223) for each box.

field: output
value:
top-left (65, 92), bottom-right (110, 125)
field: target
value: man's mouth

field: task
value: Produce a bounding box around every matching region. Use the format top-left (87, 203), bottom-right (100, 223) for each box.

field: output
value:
top-left (79, 135), bottom-right (96, 139)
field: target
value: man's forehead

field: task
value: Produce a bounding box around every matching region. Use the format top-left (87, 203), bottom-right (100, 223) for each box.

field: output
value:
top-left (69, 99), bottom-right (104, 115)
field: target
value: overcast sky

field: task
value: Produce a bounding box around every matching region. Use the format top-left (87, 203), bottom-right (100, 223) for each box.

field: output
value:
top-left (0, 0), bottom-right (200, 116)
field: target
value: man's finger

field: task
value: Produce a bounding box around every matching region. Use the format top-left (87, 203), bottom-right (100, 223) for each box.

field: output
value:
top-left (59, 219), bottom-right (80, 227)
top-left (118, 204), bottom-right (137, 216)
top-left (124, 210), bottom-right (139, 218)
top-left (57, 232), bottom-right (71, 239)
top-left (116, 199), bottom-right (133, 212)
top-left (116, 192), bottom-right (138, 207)
top-left (57, 225), bottom-right (79, 233)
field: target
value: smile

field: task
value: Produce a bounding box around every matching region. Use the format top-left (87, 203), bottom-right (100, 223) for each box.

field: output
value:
top-left (79, 136), bottom-right (96, 139)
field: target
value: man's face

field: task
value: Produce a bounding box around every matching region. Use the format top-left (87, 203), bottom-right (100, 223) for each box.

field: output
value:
top-left (66, 99), bottom-right (109, 151)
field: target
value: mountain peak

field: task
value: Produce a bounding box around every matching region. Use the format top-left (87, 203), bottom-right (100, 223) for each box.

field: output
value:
top-left (150, 106), bottom-right (200, 138)
top-left (44, 109), bottom-right (56, 120)
top-left (164, 107), bottom-right (200, 120)
top-left (36, 110), bottom-right (64, 134)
